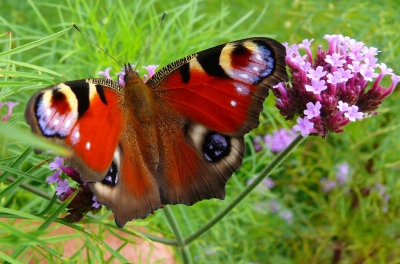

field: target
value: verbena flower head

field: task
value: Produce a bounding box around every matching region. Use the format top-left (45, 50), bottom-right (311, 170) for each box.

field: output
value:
top-left (46, 157), bottom-right (102, 222)
top-left (273, 34), bottom-right (399, 138)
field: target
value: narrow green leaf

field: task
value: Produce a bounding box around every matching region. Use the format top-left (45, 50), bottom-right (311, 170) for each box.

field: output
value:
top-left (0, 70), bottom-right (55, 80)
top-left (0, 220), bottom-right (45, 244)
top-left (0, 207), bottom-right (43, 222)
top-left (0, 27), bottom-right (72, 58)
top-left (0, 251), bottom-right (24, 264)
top-left (0, 59), bottom-right (63, 76)
top-left (0, 147), bottom-right (32, 183)
top-left (0, 165), bottom-right (46, 184)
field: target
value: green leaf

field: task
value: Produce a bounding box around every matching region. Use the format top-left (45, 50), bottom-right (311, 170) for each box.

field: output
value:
top-left (0, 27), bottom-right (72, 59)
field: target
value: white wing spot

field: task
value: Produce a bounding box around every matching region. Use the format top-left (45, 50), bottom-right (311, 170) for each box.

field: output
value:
top-left (239, 74), bottom-right (249, 79)
top-left (65, 119), bottom-right (71, 128)
top-left (46, 108), bottom-right (52, 116)
top-left (234, 83), bottom-right (250, 96)
top-left (230, 100), bottom-right (237, 107)
top-left (256, 54), bottom-right (262, 61)
top-left (86, 142), bottom-right (91, 150)
top-left (75, 131), bottom-right (80, 139)
top-left (253, 66), bottom-right (259, 71)
top-left (54, 119), bottom-right (59, 125)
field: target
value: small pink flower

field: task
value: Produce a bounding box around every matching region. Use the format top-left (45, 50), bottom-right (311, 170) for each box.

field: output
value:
top-left (360, 65), bottom-right (378, 81)
top-left (92, 196), bottom-right (102, 208)
top-left (325, 53), bottom-right (346, 67)
top-left (305, 79), bottom-right (327, 94)
top-left (49, 156), bottom-right (64, 171)
top-left (98, 67), bottom-right (112, 79)
top-left (304, 101), bottom-right (321, 119)
top-left (337, 68), bottom-right (354, 82)
top-left (307, 66), bottom-right (327, 80)
top-left (142, 65), bottom-right (159, 78)
top-left (46, 170), bottom-right (61, 184)
top-left (337, 101), bottom-right (350, 112)
top-left (117, 71), bottom-right (126, 86)
top-left (56, 179), bottom-right (70, 195)
top-left (344, 105), bottom-right (363, 121)
top-left (326, 72), bottom-right (343, 84)
top-left (293, 117), bottom-right (314, 137)
top-left (348, 61), bottom-right (362, 73)
top-left (1, 101), bottom-right (19, 122)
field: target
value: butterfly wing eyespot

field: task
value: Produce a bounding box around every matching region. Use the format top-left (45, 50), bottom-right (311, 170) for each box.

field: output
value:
top-left (89, 143), bottom-right (161, 228)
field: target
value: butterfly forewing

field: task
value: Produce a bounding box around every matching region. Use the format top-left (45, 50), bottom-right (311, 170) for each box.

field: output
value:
top-left (25, 79), bottom-right (124, 181)
top-left (148, 37), bottom-right (287, 136)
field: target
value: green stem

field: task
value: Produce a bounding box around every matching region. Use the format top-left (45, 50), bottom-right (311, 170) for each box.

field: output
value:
top-left (185, 134), bottom-right (306, 245)
top-left (139, 232), bottom-right (178, 246)
top-left (163, 206), bottom-right (193, 264)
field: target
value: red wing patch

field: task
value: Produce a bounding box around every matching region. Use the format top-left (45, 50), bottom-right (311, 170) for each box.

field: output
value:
top-left (149, 38), bottom-right (288, 136)
top-left (25, 81), bottom-right (124, 179)
top-left (65, 89), bottom-right (123, 174)
top-left (159, 70), bottom-right (253, 134)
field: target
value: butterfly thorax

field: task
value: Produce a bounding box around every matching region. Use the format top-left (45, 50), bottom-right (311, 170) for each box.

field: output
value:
top-left (124, 67), bottom-right (157, 123)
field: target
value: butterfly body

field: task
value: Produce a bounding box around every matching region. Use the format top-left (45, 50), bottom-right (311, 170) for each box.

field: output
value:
top-left (25, 38), bottom-right (288, 227)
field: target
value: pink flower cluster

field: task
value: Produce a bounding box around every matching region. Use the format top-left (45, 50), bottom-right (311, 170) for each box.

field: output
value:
top-left (272, 34), bottom-right (400, 138)
top-left (46, 157), bottom-right (101, 222)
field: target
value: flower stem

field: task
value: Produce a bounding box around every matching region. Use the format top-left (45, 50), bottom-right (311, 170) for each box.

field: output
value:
top-left (163, 206), bottom-right (193, 264)
top-left (184, 134), bottom-right (306, 245)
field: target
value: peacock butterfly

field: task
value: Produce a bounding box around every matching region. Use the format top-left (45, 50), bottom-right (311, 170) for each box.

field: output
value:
top-left (25, 37), bottom-right (288, 227)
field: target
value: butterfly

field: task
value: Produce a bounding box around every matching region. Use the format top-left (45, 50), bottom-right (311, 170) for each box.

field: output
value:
top-left (25, 37), bottom-right (288, 227)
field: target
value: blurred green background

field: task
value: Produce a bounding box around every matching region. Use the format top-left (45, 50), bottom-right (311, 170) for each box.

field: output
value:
top-left (1, 0), bottom-right (400, 263)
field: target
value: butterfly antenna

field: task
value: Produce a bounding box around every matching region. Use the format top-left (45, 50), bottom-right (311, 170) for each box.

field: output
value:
top-left (72, 23), bottom-right (124, 68)
top-left (134, 12), bottom-right (167, 70)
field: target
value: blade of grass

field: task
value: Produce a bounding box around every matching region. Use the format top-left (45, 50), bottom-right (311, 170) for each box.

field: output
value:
top-left (0, 59), bottom-right (63, 76)
top-left (0, 27), bottom-right (72, 58)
